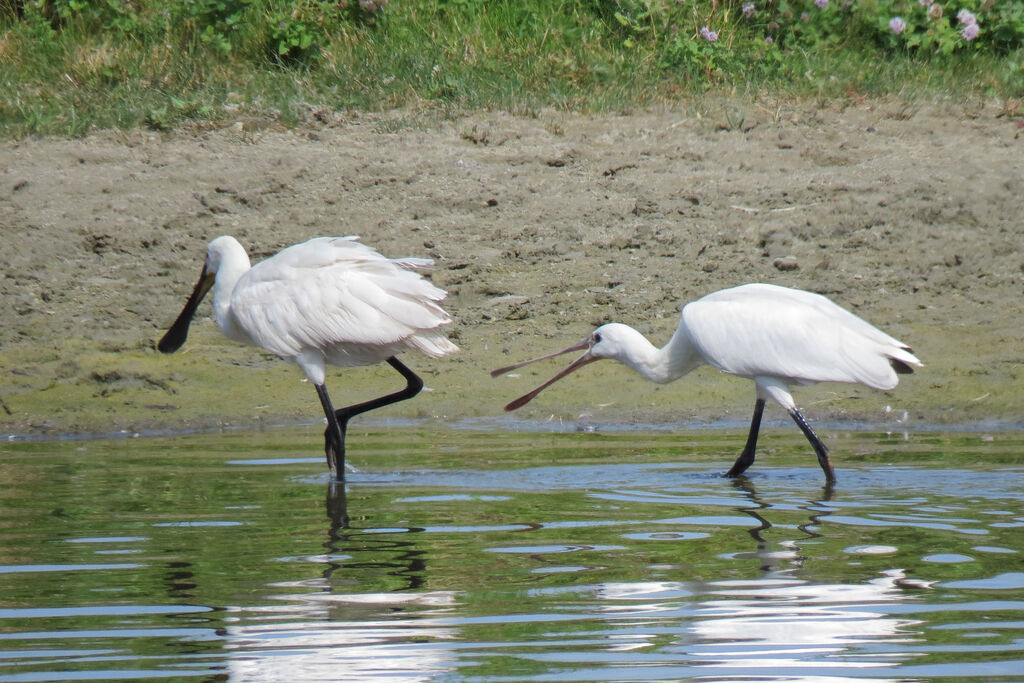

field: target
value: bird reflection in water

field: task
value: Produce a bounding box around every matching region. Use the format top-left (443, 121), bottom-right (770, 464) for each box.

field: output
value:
top-left (322, 481), bottom-right (428, 593)
top-left (728, 475), bottom-right (835, 574)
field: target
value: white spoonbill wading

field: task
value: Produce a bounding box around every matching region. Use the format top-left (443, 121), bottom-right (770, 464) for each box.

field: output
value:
top-left (492, 283), bottom-right (921, 483)
top-left (158, 236), bottom-right (458, 479)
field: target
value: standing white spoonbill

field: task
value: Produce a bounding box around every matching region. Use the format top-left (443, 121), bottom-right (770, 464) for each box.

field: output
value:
top-left (492, 283), bottom-right (921, 483)
top-left (158, 236), bottom-right (458, 479)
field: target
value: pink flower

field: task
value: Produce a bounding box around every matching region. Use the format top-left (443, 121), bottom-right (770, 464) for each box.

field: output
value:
top-left (957, 9), bottom-right (977, 26)
top-left (742, 2), bottom-right (755, 18)
top-left (961, 23), bottom-right (980, 40)
top-left (699, 26), bottom-right (718, 42)
top-left (888, 16), bottom-right (906, 35)
top-left (814, 0), bottom-right (828, 8)
top-left (927, 3), bottom-right (942, 20)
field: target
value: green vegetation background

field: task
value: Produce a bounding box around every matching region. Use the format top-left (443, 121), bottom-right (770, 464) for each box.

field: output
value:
top-left (2, 0), bottom-right (1023, 136)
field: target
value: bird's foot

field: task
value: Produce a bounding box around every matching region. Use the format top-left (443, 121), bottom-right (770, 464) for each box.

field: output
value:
top-left (816, 448), bottom-right (836, 485)
top-left (724, 448), bottom-right (756, 478)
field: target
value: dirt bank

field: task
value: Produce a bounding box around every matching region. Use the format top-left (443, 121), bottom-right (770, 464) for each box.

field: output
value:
top-left (1, 98), bottom-right (1021, 438)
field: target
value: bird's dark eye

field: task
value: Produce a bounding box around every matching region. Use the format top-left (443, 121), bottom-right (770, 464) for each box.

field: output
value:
top-left (593, 333), bottom-right (602, 343)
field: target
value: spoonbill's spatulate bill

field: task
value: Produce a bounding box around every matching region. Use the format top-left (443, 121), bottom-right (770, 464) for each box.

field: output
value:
top-left (158, 236), bottom-right (458, 479)
top-left (492, 283), bottom-right (921, 483)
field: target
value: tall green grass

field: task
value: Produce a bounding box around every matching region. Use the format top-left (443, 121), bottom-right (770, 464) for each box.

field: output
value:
top-left (1, 0), bottom-right (1022, 137)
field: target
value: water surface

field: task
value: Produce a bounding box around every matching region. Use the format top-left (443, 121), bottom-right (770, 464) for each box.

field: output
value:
top-left (1, 427), bottom-right (1022, 681)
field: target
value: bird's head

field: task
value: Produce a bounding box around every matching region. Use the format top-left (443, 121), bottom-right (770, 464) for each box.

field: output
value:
top-left (204, 235), bottom-right (247, 275)
top-left (156, 236), bottom-right (242, 354)
top-left (584, 323), bottom-right (651, 363)
top-left (490, 323), bottom-right (643, 411)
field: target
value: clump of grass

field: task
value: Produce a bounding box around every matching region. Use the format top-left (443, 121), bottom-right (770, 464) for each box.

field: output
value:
top-left (0, 0), bottom-right (1022, 137)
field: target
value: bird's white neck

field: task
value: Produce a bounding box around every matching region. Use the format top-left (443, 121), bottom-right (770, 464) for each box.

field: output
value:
top-left (608, 324), bottom-right (704, 384)
top-left (209, 241), bottom-right (253, 345)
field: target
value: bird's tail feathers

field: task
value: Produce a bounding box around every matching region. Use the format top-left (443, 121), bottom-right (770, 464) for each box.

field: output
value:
top-left (408, 329), bottom-right (459, 358)
top-left (888, 345), bottom-right (923, 375)
top-left (393, 257), bottom-right (435, 270)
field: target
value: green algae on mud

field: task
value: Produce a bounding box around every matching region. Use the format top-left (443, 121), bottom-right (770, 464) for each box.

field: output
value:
top-left (0, 319), bottom-right (1018, 441)
top-left (4, 422), bottom-right (1022, 475)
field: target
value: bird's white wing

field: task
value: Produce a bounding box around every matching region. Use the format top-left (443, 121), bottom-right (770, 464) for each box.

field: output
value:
top-left (230, 237), bottom-right (455, 360)
top-left (681, 283), bottom-right (918, 390)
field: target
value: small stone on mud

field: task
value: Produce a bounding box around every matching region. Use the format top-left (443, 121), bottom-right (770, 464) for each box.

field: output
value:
top-left (773, 256), bottom-right (799, 271)
top-left (90, 234), bottom-right (114, 254)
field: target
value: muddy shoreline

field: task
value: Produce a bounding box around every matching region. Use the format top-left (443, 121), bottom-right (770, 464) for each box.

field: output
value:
top-left (2, 99), bottom-right (1022, 439)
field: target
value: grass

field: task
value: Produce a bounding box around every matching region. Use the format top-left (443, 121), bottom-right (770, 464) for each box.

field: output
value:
top-left (0, 0), bottom-right (1022, 137)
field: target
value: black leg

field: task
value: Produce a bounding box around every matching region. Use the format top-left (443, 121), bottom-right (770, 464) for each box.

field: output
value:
top-left (788, 408), bottom-right (836, 484)
top-left (315, 383), bottom-right (346, 476)
top-left (320, 357), bottom-right (424, 480)
top-left (725, 399), bottom-right (766, 478)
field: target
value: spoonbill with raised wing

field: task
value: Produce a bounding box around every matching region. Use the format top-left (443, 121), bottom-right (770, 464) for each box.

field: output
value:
top-left (158, 235), bottom-right (458, 479)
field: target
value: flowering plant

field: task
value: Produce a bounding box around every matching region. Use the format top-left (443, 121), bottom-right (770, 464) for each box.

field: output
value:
top-left (740, 0), bottom-right (1022, 55)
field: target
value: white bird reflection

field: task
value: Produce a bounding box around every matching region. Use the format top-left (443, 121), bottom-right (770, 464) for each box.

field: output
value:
top-left (570, 483), bottom-right (930, 679)
top-left (216, 479), bottom-right (949, 681)
top-left (222, 589), bottom-right (460, 682)
top-left (222, 483), bottom-right (461, 682)
top-left (561, 570), bottom-right (925, 681)
top-left (681, 480), bottom-right (925, 676)
top-left (691, 570), bottom-right (924, 665)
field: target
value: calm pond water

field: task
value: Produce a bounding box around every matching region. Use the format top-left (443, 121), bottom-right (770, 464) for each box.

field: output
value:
top-left (1, 425), bottom-right (1023, 682)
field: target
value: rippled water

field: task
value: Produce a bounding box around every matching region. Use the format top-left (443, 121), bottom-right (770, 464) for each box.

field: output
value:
top-left (1, 426), bottom-right (1022, 681)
